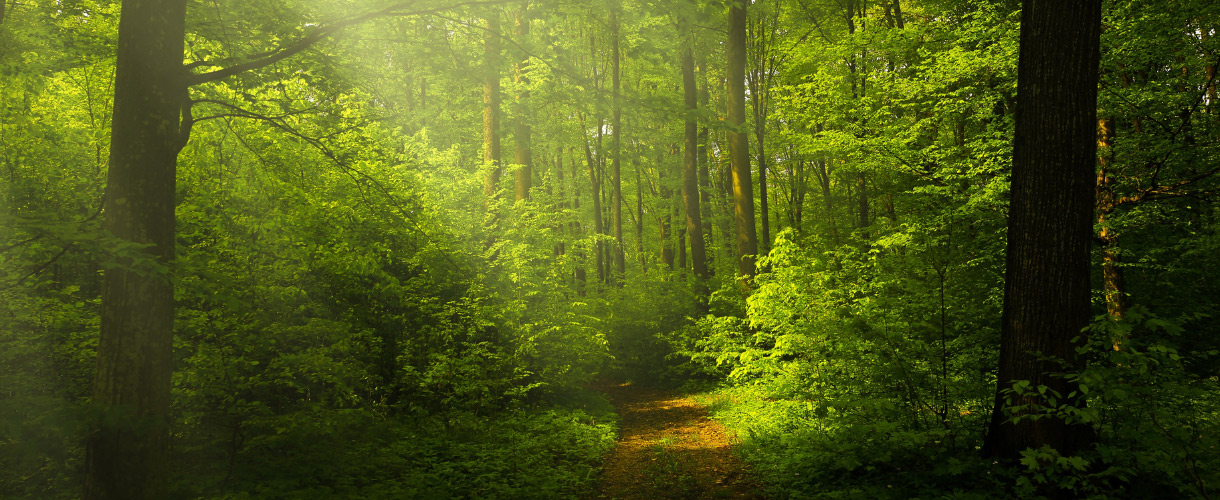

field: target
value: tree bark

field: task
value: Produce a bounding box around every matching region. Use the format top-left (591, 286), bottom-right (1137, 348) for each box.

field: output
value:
top-left (555, 152), bottom-right (566, 257)
top-left (512, 9), bottom-right (531, 202)
top-left (983, 0), bottom-right (1101, 464)
top-left (483, 13), bottom-right (503, 201)
top-left (813, 157), bottom-right (840, 246)
top-left (748, 5), bottom-right (776, 255)
top-left (789, 158), bottom-right (806, 231)
top-left (610, 6), bottom-right (626, 280)
top-left (857, 172), bottom-right (869, 238)
top-left (661, 147), bottom-right (675, 270)
top-left (727, 0), bottom-right (757, 278)
top-left (682, 43), bottom-right (709, 282)
top-left (697, 55), bottom-right (715, 277)
top-left (579, 112), bottom-right (605, 285)
top-left (572, 149), bottom-right (587, 295)
top-left (86, 1), bottom-right (188, 498)
top-left (634, 154), bottom-right (647, 273)
top-left (1095, 117), bottom-right (1128, 325)
top-left (891, 0), bottom-right (905, 30)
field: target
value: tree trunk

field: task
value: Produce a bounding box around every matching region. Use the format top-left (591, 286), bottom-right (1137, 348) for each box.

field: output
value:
top-left (697, 55), bottom-right (715, 277)
top-left (86, 1), bottom-right (188, 498)
top-left (555, 152), bottom-right (566, 258)
top-left (682, 43), bottom-right (709, 282)
top-left (727, 0), bottom-right (757, 278)
top-left (661, 146), bottom-right (676, 270)
top-left (814, 157), bottom-right (840, 246)
top-left (748, 6), bottom-right (776, 256)
top-left (483, 13), bottom-right (503, 201)
top-left (610, 6), bottom-right (626, 280)
top-left (1095, 117), bottom-right (1128, 324)
top-left (983, 0), bottom-right (1101, 464)
top-left (795, 158), bottom-right (806, 230)
top-left (572, 149), bottom-right (587, 295)
top-left (718, 132), bottom-right (736, 268)
top-left (580, 112), bottom-right (605, 285)
top-left (512, 9), bottom-right (531, 202)
top-left (678, 224), bottom-right (687, 270)
top-left (634, 155), bottom-right (647, 273)
top-left (891, 0), bottom-right (905, 29)
top-left (857, 172), bottom-right (869, 238)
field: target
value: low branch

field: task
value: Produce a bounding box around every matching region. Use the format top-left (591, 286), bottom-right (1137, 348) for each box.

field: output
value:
top-left (187, 0), bottom-right (512, 86)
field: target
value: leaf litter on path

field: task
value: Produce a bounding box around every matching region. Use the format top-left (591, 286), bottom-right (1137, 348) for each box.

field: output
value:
top-left (594, 381), bottom-right (764, 500)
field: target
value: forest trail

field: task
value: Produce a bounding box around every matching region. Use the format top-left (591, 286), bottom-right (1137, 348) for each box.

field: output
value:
top-left (594, 382), bottom-right (763, 500)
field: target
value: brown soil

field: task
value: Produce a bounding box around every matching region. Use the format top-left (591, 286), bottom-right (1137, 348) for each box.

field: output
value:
top-left (593, 382), bottom-right (764, 500)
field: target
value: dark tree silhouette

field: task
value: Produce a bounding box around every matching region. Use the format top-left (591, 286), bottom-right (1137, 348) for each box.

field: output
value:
top-left (983, 0), bottom-right (1102, 462)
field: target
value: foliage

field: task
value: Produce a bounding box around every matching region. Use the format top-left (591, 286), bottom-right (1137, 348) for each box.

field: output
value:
top-left (2, 0), bottom-right (1219, 497)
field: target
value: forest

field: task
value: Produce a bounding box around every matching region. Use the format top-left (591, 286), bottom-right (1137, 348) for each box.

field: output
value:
top-left (1, 0), bottom-right (1218, 498)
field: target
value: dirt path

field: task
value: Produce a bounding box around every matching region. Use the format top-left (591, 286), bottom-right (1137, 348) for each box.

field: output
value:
top-left (594, 382), bottom-right (763, 500)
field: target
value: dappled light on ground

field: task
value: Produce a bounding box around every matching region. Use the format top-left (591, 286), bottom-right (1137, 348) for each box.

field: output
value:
top-left (595, 382), bottom-right (762, 500)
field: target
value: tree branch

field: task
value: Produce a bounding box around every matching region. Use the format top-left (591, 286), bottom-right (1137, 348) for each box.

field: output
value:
top-left (186, 0), bottom-right (513, 86)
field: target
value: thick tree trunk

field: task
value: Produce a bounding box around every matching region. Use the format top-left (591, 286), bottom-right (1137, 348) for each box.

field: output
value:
top-left (86, 1), bottom-right (188, 498)
top-left (682, 44), bottom-right (709, 282)
top-left (483, 13), bottom-right (503, 201)
top-left (727, 0), bottom-right (757, 278)
top-left (983, 0), bottom-right (1101, 464)
top-left (610, 6), bottom-right (626, 279)
top-left (512, 9), bottom-right (531, 202)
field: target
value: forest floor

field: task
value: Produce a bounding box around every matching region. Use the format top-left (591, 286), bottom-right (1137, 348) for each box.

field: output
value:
top-left (593, 381), bottom-right (764, 500)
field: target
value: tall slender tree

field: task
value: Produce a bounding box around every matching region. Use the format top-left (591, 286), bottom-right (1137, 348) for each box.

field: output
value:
top-left (660, 148), bottom-right (676, 270)
top-left (483, 12), bottom-right (504, 202)
top-left (983, 0), bottom-right (1102, 463)
top-left (747, 1), bottom-right (779, 255)
top-left (697, 55), bottom-right (715, 276)
top-left (610, 5), bottom-right (626, 279)
top-left (681, 34), bottom-right (709, 284)
top-left (726, 0), bottom-right (757, 278)
top-left (634, 154), bottom-right (647, 272)
top-left (579, 111), bottom-right (606, 284)
top-left (512, 7), bottom-right (531, 202)
top-left (1095, 117), bottom-right (1128, 322)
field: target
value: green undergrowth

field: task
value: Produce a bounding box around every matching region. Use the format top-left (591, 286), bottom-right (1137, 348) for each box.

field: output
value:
top-left (687, 308), bottom-right (1220, 499)
top-left (694, 387), bottom-right (1003, 500)
top-left (178, 389), bottom-right (618, 499)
